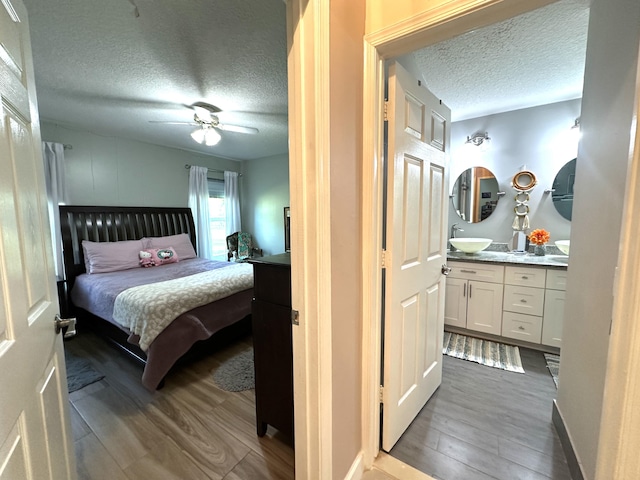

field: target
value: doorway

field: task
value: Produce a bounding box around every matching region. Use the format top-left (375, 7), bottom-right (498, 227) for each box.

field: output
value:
top-left (364, 2), bottom-right (588, 474)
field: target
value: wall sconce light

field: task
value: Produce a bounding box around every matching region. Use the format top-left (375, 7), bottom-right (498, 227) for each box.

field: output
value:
top-left (572, 118), bottom-right (580, 130)
top-left (466, 131), bottom-right (490, 146)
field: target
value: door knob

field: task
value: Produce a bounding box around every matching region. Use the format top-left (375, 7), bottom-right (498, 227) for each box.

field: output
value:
top-left (55, 314), bottom-right (77, 338)
top-left (441, 264), bottom-right (452, 276)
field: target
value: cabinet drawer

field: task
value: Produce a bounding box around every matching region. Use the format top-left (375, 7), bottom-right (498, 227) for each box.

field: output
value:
top-left (502, 311), bottom-right (542, 343)
top-left (546, 269), bottom-right (567, 291)
top-left (504, 266), bottom-right (546, 288)
top-left (503, 284), bottom-right (544, 316)
top-left (448, 261), bottom-right (504, 283)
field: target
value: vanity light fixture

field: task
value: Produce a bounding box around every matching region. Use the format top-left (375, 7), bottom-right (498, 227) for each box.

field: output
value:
top-left (190, 125), bottom-right (221, 146)
top-left (465, 131), bottom-right (490, 147)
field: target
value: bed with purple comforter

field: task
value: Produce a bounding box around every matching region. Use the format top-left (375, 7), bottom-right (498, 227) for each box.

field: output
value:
top-left (59, 206), bottom-right (254, 390)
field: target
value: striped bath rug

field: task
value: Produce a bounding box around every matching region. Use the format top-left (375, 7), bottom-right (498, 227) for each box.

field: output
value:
top-left (442, 332), bottom-right (525, 373)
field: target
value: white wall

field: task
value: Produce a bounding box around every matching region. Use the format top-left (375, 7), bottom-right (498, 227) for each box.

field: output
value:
top-left (240, 153), bottom-right (290, 255)
top-left (41, 122), bottom-right (242, 207)
top-left (556, 0), bottom-right (640, 478)
top-left (449, 99), bottom-right (581, 244)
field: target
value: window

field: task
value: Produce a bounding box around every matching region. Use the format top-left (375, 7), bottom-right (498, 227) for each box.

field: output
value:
top-left (208, 179), bottom-right (227, 259)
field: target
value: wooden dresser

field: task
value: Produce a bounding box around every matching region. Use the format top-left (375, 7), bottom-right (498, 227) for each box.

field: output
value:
top-left (249, 253), bottom-right (293, 441)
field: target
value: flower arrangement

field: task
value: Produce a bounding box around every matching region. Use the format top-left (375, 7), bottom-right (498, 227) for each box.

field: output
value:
top-left (528, 228), bottom-right (550, 246)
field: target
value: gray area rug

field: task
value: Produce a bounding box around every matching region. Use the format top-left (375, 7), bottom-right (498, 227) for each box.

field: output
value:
top-left (544, 353), bottom-right (560, 388)
top-left (65, 349), bottom-right (105, 393)
top-left (213, 348), bottom-right (255, 392)
top-left (443, 332), bottom-right (525, 373)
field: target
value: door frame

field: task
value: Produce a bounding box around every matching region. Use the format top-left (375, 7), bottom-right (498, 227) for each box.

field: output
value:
top-left (359, 0), bottom-right (559, 467)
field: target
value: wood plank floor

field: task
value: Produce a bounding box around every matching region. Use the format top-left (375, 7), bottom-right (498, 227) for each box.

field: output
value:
top-left (390, 346), bottom-right (572, 480)
top-left (65, 331), bottom-right (295, 480)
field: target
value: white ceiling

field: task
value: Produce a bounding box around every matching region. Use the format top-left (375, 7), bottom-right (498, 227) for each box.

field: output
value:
top-left (22, 0), bottom-right (589, 161)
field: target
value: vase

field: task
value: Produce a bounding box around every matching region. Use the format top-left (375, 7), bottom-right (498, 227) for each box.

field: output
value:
top-left (534, 244), bottom-right (546, 256)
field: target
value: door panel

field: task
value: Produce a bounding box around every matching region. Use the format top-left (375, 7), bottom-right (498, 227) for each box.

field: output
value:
top-left (0, 1), bottom-right (76, 478)
top-left (382, 61), bottom-right (450, 451)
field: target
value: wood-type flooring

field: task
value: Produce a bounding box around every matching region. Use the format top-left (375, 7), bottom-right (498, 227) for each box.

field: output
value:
top-left (65, 331), bottom-right (295, 480)
top-left (390, 347), bottom-right (572, 480)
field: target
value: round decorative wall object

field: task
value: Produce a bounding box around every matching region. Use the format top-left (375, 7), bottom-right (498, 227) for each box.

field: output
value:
top-left (512, 170), bottom-right (537, 191)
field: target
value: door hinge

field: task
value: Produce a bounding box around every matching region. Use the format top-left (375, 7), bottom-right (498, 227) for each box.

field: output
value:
top-left (379, 385), bottom-right (384, 403)
top-left (383, 100), bottom-right (389, 122)
top-left (291, 309), bottom-right (300, 326)
top-left (381, 249), bottom-right (387, 268)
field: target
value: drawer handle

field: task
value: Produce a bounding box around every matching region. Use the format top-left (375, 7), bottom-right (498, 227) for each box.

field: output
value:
top-left (518, 326), bottom-right (525, 330)
top-left (521, 276), bottom-right (529, 279)
top-left (520, 299), bottom-right (527, 303)
top-left (460, 269), bottom-right (477, 274)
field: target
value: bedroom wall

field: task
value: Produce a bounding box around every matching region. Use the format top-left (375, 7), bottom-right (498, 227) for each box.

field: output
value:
top-left (40, 122), bottom-right (242, 207)
top-left (240, 153), bottom-right (290, 256)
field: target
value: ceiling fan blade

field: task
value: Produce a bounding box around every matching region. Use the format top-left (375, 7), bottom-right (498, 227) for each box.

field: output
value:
top-left (148, 120), bottom-right (199, 126)
top-left (216, 123), bottom-right (259, 135)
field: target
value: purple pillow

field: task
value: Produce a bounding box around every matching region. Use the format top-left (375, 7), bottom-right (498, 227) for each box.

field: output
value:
top-left (143, 233), bottom-right (196, 260)
top-left (82, 239), bottom-right (145, 274)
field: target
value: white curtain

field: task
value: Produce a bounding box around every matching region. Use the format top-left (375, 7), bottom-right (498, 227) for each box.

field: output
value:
top-left (224, 171), bottom-right (241, 234)
top-left (42, 142), bottom-right (68, 278)
top-left (188, 166), bottom-right (213, 259)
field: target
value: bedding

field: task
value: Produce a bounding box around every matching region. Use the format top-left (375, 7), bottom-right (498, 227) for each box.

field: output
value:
top-left (71, 257), bottom-right (253, 389)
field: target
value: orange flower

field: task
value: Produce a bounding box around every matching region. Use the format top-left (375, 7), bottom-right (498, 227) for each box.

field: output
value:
top-left (528, 228), bottom-right (550, 245)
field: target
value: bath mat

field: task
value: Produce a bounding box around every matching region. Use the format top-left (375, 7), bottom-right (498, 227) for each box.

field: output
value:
top-left (442, 332), bottom-right (524, 373)
top-left (544, 353), bottom-right (560, 388)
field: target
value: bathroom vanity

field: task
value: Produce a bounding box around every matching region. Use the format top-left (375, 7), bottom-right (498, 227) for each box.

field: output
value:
top-left (445, 251), bottom-right (567, 351)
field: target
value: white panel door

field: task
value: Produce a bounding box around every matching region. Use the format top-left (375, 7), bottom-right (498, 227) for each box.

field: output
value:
top-left (0, 1), bottom-right (76, 479)
top-left (382, 61), bottom-right (450, 451)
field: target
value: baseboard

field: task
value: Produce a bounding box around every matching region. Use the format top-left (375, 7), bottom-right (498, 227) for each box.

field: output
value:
top-left (344, 451), bottom-right (365, 480)
top-left (552, 400), bottom-right (586, 480)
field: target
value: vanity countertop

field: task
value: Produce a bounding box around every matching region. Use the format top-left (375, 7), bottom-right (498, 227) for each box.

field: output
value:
top-left (447, 250), bottom-right (568, 269)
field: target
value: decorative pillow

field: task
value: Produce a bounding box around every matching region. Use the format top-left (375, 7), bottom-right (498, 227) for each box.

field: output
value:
top-left (82, 239), bottom-right (145, 274)
top-left (143, 233), bottom-right (196, 260)
top-left (139, 247), bottom-right (179, 266)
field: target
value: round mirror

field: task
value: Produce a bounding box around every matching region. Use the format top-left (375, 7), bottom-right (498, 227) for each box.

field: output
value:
top-left (551, 158), bottom-right (576, 221)
top-left (451, 167), bottom-right (500, 223)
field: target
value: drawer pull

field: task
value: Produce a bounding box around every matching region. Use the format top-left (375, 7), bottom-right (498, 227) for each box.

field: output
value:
top-left (460, 269), bottom-right (477, 274)
top-left (521, 276), bottom-right (529, 279)
top-left (518, 326), bottom-right (525, 330)
top-left (520, 299), bottom-right (527, 303)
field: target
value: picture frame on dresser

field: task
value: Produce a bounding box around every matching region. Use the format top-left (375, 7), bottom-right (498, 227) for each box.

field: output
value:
top-left (284, 206), bottom-right (291, 252)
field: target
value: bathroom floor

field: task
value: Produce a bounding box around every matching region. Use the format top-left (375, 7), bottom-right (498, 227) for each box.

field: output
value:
top-left (390, 347), bottom-right (572, 480)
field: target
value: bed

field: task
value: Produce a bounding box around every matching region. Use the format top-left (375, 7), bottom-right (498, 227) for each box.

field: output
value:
top-left (59, 205), bottom-right (254, 390)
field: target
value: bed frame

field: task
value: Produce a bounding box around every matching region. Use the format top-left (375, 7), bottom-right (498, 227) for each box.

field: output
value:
top-left (59, 205), bottom-right (251, 382)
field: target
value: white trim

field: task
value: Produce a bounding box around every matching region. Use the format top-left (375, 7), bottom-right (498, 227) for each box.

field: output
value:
top-left (344, 451), bottom-right (366, 480)
top-left (360, 0), bottom-right (558, 470)
top-left (286, 0), bottom-right (333, 478)
top-left (595, 42), bottom-right (640, 479)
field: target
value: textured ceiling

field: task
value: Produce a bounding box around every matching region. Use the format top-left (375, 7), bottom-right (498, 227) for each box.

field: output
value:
top-left (410, 0), bottom-right (590, 121)
top-left (22, 0), bottom-right (589, 160)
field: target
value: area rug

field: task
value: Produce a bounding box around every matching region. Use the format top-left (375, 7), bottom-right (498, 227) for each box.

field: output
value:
top-left (442, 332), bottom-right (525, 373)
top-left (544, 353), bottom-right (560, 388)
top-left (65, 349), bottom-right (105, 393)
top-left (212, 348), bottom-right (255, 392)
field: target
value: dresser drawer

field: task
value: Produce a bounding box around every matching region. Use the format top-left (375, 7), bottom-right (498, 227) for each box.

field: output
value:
top-left (503, 284), bottom-right (545, 316)
top-left (502, 311), bottom-right (542, 343)
top-left (448, 261), bottom-right (504, 283)
top-left (504, 265), bottom-right (546, 288)
top-left (546, 269), bottom-right (567, 291)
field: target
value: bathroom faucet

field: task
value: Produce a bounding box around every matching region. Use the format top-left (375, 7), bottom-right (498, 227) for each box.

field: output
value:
top-left (450, 223), bottom-right (463, 238)
top-left (450, 223), bottom-right (463, 251)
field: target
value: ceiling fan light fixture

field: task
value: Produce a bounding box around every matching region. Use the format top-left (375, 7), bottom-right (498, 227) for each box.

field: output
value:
top-left (190, 127), bottom-right (207, 144)
top-left (204, 127), bottom-right (221, 146)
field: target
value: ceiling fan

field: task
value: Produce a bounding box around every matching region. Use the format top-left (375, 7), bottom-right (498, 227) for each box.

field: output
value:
top-left (150, 102), bottom-right (259, 146)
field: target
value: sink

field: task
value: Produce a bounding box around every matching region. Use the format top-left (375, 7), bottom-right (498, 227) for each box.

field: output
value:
top-left (555, 240), bottom-right (570, 255)
top-left (449, 238), bottom-right (492, 254)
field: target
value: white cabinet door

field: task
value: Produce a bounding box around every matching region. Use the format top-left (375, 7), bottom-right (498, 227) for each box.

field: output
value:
top-left (543, 289), bottom-right (566, 348)
top-left (466, 280), bottom-right (504, 335)
top-left (444, 278), bottom-right (467, 328)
